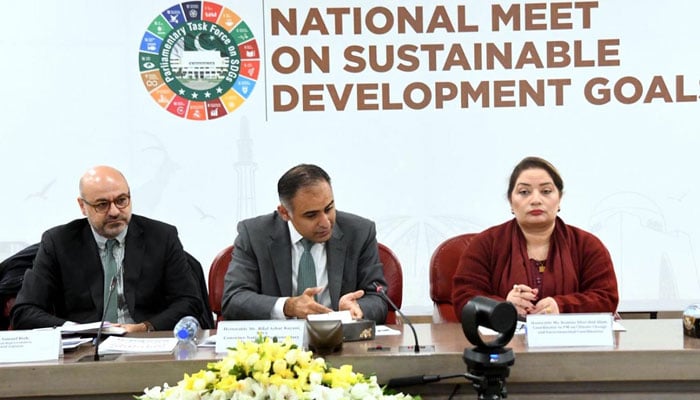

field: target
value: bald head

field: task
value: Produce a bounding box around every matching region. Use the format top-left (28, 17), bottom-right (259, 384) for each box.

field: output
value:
top-left (78, 166), bottom-right (132, 238)
top-left (79, 166), bottom-right (129, 197)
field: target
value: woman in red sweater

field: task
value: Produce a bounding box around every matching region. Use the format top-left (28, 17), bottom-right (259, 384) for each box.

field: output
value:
top-left (452, 157), bottom-right (619, 318)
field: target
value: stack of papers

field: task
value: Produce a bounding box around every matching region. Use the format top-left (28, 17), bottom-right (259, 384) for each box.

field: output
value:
top-left (60, 322), bottom-right (127, 336)
top-left (97, 336), bottom-right (177, 355)
top-left (62, 337), bottom-right (92, 350)
top-left (307, 310), bottom-right (354, 323)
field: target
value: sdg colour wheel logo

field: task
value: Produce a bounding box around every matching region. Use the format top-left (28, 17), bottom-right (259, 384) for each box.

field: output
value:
top-left (138, 2), bottom-right (259, 120)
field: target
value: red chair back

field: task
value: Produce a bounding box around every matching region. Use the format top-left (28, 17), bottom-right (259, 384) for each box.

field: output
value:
top-left (1, 295), bottom-right (16, 330)
top-left (208, 245), bottom-right (233, 324)
top-left (377, 243), bottom-right (403, 325)
top-left (429, 233), bottom-right (476, 322)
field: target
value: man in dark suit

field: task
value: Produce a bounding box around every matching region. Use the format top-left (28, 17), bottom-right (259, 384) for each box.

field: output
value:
top-left (222, 164), bottom-right (388, 323)
top-left (11, 166), bottom-right (202, 332)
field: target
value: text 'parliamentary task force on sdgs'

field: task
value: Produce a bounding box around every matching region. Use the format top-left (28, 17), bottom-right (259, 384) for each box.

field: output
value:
top-left (267, 3), bottom-right (698, 112)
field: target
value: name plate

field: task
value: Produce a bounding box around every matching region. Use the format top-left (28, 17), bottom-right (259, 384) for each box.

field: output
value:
top-left (526, 313), bottom-right (614, 348)
top-left (0, 329), bottom-right (62, 363)
top-left (215, 320), bottom-right (306, 353)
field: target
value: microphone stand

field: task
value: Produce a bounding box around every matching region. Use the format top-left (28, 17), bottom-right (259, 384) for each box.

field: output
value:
top-left (93, 274), bottom-right (118, 361)
top-left (373, 283), bottom-right (422, 353)
top-left (388, 297), bottom-right (517, 399)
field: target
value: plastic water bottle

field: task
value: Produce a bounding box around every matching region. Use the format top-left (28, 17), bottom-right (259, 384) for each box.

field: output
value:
top-left (173, 316), bottom-right (200, 360)
top-left (173, 316), bottom-right (200, 342)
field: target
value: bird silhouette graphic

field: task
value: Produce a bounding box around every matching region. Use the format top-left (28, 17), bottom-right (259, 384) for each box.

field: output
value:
top-left (24, 179), bottom-right (56, 200)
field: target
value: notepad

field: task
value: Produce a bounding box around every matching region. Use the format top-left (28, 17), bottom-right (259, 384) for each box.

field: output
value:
top-left (97, 336), bottom-right (177, 355)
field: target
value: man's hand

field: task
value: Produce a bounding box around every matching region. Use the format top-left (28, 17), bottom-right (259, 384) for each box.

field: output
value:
top-left (339, 289), bottom-right (364, 320)
top-left (283, 287), bottom-right (332, 319)
top-left (115, 323), bottom-right (149, 333)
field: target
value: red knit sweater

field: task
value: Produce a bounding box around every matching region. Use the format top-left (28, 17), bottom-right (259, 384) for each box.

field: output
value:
top-left (452, 218), bottom-right (619, 319)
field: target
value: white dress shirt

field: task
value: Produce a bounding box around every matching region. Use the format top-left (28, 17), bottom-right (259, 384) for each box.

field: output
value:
top-left (271, 222), bottom-right (330, 319)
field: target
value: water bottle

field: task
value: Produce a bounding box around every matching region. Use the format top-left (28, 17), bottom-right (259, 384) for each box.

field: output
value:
top-left (173, 316), bottom-right (200, 342)
top-left (173, 316), bottom-right (200, 360)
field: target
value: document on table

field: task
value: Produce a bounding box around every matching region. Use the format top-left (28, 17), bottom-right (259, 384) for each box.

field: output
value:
top-left (478, 321), bottom-right (527, 336)
top-left (58, 322), bottom-right (127, 336)
top-left (62, 337), bottom-right (92, 350)
top-left (204, 325), bottom-right (403, 342)
top-left (375, 325), bottom-right (401, 336)
top-left (306, 310), bottom-right (354, 323)
top-left (97, 336), bottom-right (177, 355)
top-left (478, 320), bottom-right (626, 336)
top-left (199, 335), bottom-right (217, 347)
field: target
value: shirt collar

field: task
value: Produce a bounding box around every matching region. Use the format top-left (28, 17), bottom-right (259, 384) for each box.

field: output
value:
top-left (287, 221), bottom-right (305, 246)
top-left (91, 226), bottom-right (128, 249)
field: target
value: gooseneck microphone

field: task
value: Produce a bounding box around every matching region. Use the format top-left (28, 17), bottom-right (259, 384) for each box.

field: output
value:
top-left (373, 283), bottom-right (420, 353)
top-left (94, 273), bottom-right (119, 361)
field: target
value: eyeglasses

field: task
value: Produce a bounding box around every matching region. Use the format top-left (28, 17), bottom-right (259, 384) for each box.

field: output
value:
top-left (81, 194), bottom-right (131, 214)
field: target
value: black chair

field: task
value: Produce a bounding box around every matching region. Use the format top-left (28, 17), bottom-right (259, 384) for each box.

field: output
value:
top-left (0, 243), bottom-right (39, 330)
top-left (185, 252), bottom-right (215, 329)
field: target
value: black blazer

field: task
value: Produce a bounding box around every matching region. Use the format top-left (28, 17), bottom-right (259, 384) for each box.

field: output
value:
top-left (11, 215), bottom-right (202, 330)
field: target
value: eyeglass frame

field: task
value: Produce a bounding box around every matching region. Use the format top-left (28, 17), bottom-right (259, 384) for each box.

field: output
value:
top-left (81, 193), bottom-right (131, 214)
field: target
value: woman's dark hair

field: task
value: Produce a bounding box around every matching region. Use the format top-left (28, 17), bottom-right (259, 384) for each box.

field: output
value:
top-left (277, 164), bottom-right (331, 208)
top-left (507, 156), bottom-right (564, 199)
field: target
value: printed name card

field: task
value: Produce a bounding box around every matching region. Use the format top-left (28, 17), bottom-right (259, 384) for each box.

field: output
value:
top-left (215, 320), bottom-right (306, 353)
top-left (0, 330), bottom-right (62, 363)
top-left (526, 313), bottom-right (614, 348)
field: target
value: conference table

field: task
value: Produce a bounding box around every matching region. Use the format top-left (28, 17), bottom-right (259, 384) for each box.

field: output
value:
top-left (2, 319), bottom-right (700, 399)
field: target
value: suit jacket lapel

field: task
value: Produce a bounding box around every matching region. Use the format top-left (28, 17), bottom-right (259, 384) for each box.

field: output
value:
top-left (326, 223), bottom-right (346, 309)
top-left (269, 216), bottom-right (293, 296)
top-left (82, 223), bottom-right (105, 313)
top-left (123, 217), bottom-right (145, 313)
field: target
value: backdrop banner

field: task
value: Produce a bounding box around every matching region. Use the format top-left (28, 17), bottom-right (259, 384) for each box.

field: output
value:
top-left (2, 0), bottom-right (699, 313)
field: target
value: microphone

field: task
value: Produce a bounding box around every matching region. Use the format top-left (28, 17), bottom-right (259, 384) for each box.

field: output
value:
top-left (94, 273), bottom-right (119, 361)
top-left (373, 283), bottom-right (420, 353)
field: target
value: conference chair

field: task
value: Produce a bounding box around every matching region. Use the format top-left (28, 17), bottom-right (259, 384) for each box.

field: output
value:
top-left (0, 243), bottom-right (39, 330)
top-left (1, 295), bottom-right (15, 330)
top-left (208, 245), bottom-right (233, 325)
top-left (209, 243), bottom-right (404, 325)
top-left (377, 242), bottom-right (403, 325)
top-left (185, 252), bottom-right (215, 329)
top-left (429, 233), bottom-right (476, 323)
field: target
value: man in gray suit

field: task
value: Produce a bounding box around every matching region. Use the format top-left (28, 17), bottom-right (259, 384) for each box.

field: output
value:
top-left (222, 164), bottom-right (388, 323)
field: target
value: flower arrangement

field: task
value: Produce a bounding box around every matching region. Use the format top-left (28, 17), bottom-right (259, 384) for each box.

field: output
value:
top-left (136, 335), bottom-right (419, 400)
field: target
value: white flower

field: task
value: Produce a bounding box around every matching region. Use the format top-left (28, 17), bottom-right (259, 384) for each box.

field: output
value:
top-left (349, 382), bottom-right (370, 399)
top-left (308, 385), bottom-right (346, 400)
top-left (140, 385), bottom-right (166, 399)
top-left (180, 391), bottom-right (202, 400)
top-left (308, 371), bottom-right (323, 386)
top-left (209, 390), bottom-right (230, 400)
top-left (267, 384), bottom-right (297, 400)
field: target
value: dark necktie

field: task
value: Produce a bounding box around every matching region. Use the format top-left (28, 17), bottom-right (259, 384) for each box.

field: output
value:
top-left (103, 239), bottom-right (119, 323)
top-left (296, 238), bottom-right (317, 295)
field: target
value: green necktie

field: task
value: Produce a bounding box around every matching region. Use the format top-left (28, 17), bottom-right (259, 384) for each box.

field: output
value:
top-left (296, 239), bottom-right (317, 296)
top-left (103, 239), bottom-right (119, 323)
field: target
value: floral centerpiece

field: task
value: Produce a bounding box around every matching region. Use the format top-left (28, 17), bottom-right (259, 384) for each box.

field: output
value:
top-left (136, 335), bottom-right (419, 400)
